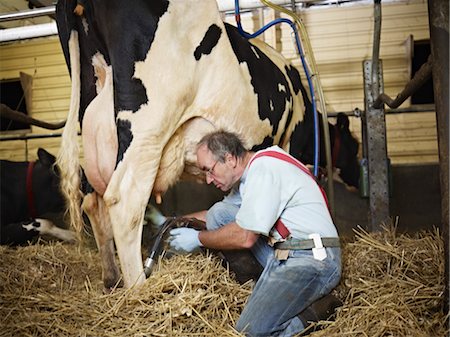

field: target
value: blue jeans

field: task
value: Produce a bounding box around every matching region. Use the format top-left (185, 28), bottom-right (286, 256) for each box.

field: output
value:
top-left (206, 201), bottom-right (342, 337)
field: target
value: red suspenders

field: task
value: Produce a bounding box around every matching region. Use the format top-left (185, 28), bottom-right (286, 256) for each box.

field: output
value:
top-left (248, 150), bottom-right (330, 239)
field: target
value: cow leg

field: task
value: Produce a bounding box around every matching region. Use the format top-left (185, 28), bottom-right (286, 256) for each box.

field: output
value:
top-left (107, 197), bottom-right (146, 288)
top-left (104, 154), bottom-right (160, 288)
top-left (82, 192), bottom-right (121, 291)
top-left (34, 218), bottom-right (77, 243)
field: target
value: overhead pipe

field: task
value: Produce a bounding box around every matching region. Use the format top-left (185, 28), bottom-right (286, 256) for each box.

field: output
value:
top-left (0, 22), bottom-right (58, 43)
top-left (218, 0), bottom-right (301, 11)
top-left (0, 6), bottom-right (55, 22)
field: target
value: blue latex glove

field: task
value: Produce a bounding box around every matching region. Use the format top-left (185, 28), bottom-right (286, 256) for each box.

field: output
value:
top-left (169, 227), bottom-right (202, 253)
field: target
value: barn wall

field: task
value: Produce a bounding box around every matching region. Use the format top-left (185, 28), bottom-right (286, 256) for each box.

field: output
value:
top-left (0, 0), bottom-right (437, 165)
top-left (0, 37), bottom-right (74, 162)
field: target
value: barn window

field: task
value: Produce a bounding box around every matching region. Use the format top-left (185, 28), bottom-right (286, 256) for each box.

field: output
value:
top-left (0, 72), bottom-right (33, 132)
top-left (410, 39), bottom-right (434, 105)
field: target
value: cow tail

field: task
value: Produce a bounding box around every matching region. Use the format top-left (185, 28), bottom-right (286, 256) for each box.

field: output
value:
top-left (56, 30), bottom-right (84, 237)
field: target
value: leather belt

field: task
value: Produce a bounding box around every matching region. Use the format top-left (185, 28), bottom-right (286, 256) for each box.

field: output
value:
top-left (274, 237), bottom-right (341, 250)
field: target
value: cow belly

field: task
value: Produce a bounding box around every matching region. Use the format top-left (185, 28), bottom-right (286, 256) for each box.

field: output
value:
top-left (82, 55), bottom-right (118, 196)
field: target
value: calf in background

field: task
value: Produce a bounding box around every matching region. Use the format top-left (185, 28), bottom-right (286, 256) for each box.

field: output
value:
top-left (0, 148), bottom-right (76, 245)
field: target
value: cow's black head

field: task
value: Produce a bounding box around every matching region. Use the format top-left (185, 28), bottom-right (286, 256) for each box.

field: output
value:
top-left (33, 148), bottom-right (65, 215)
top-left (332, 113), bottom-right (360, 189)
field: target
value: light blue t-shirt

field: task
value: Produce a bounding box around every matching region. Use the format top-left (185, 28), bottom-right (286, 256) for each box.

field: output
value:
top-left (234, 146), bottom-right (338, 240)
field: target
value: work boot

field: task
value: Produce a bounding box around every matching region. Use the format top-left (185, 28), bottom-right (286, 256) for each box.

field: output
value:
top-left (298, 294), bottom-right (342, 331)
top-left (218, 250), bottom-right (263, 284)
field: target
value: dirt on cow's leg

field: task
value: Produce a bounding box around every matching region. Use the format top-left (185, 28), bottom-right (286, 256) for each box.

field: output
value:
top-left (82, 193), bottom-right (121, 291)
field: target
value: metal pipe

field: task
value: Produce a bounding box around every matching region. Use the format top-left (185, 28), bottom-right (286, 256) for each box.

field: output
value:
top-left (327, 105), bottom-right (435, 118)
top-left (0, 132), bottom-right (66, 142)
top-left (0, 22), bottom-right (58, 43)
top-left (371, 0), bottom-right (382, 97)
top-left (0, 6), bottom-right (55, 22)
top-left (219, 0), bottom-right (300, 11)
top-left (372, 55), bottom-right (433, 109)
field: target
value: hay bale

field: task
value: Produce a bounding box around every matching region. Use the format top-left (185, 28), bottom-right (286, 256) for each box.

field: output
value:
top-left (0, 225), bottom-right (446, 336)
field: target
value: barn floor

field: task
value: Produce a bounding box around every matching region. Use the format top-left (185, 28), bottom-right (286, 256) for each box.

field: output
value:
top-left (154, 163), bottom-right (443, 240)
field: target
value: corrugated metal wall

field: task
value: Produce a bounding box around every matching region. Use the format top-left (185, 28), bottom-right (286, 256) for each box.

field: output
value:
top-left (0, 0), bottom-right (436, 164)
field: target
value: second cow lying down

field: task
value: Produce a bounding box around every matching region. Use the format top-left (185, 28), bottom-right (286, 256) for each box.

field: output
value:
top-left (0, 149), bottom-right (76, 245)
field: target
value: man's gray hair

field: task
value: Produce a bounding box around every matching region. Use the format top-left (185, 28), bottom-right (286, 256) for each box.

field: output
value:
top-left (197, 130), bottom-right (247, 162)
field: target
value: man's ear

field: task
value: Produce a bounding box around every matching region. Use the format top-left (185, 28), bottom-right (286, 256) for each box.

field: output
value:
top-left (225, 153), bottom-right (236, 167)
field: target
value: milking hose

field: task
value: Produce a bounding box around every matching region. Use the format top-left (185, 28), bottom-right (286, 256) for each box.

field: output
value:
top-left (144, 217), bottom-right (206, 277)
top-left (143, 217), bottom-right (179, 277)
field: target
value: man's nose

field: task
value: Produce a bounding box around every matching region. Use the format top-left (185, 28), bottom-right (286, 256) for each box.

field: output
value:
top-left (206, 175), bottom-right (214, 184)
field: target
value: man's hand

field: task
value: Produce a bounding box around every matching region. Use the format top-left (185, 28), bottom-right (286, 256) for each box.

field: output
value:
top-left (169, 228), bottom-right (202, 253)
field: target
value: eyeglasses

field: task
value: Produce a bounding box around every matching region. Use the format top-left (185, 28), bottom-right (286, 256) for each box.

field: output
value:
top-left (205, 160), bottom-right (219, 178)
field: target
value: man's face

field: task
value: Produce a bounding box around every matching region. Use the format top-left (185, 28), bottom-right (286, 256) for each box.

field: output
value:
top-left (196, 144), bottom-right (236, 192)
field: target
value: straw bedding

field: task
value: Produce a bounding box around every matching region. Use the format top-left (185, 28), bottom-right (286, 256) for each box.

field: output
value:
top-left (0, 225), bottom-right (446, 336)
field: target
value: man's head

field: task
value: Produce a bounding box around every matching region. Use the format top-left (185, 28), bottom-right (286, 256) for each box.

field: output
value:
top-left (196, 130), bottom-right (248, 191)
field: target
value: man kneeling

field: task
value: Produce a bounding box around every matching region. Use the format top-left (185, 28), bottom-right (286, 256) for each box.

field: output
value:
top-left (169, 130), bottom-right (342, 336)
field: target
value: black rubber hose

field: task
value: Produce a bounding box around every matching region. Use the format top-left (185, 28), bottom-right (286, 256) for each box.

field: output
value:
top-left (144, 217), bottom-right (206, 278)
top-left (144, 217), bottom-right (179, 278)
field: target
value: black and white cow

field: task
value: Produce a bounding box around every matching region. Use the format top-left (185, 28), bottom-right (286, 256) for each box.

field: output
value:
top-left (0, 149), bottom-right (76, 245)
top-left (55, 0), bottom-right (358, 289)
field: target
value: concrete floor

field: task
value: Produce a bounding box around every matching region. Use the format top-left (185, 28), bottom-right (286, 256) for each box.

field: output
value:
top-left (154, 163), bottom-right (443, 239)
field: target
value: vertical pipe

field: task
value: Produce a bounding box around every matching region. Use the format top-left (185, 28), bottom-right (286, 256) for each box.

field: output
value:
top-left (371, 0), bottom-right (382, 98)
top-left (427, 0), bottom-right (449, 320)
top-left (363, 0), bottom-right (390, 229)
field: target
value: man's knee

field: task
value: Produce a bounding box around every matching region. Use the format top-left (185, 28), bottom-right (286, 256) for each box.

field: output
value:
top-left (205, 202), bottom-right (238, 230)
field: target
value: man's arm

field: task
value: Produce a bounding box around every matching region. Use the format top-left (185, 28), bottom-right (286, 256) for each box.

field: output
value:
top-left (198, 222), bottom-right (259, 250)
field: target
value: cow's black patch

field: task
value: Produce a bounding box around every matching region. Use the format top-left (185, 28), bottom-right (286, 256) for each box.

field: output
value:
top-left (251, 136), bottom-right (274, 152)
top-left (57, 0), bottom-right (169, 163)
top-left (224, 23), bottom-right (292, 139)
top-left (194, 24), bottom-right (222, 61)
top-left (57, 0), bottom-right (169, 118)
top-left (285, 65), bottom-right (303, 95)
top-left (116, 119), bottom-right (133, 165)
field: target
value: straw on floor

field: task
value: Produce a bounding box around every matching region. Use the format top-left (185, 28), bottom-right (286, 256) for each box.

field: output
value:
top-left (0, 224), bottom-right (446, 336)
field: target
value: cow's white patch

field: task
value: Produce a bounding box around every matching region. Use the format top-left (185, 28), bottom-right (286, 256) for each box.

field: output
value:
top-left (278, 83), bottom-right (287, 93)
top-left (22, 222), bottom-right (37, 232)
top-left (250, 45), bottom-right (260, 59)
top-left (270, 99), bottom-right (274, 111)
top-left (22, 219), bottom-right (76, 242)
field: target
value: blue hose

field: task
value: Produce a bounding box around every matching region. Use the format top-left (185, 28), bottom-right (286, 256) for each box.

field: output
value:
top-left (234, 0), bottom-right (320, 177)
